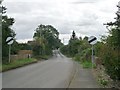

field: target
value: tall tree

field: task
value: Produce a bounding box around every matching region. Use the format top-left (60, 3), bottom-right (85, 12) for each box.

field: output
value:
top-left (33, 24), bottom-right (61, 56)
top-left (68, 31), bottom-right (80, 56)
top-left (71, 31), bottom-right (76, 39)
top-left (2, 6), bottom-right (16, 63)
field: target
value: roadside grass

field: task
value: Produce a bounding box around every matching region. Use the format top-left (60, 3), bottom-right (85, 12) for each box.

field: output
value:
top-left (81, 61), bottom-right (96, 69)
top-left (0, 58), bottom-right (37, 72)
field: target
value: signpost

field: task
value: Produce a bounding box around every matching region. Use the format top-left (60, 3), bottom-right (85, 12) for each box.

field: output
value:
top-left (88, 36), bottom-right (97, 68)
top-left (6, 37), bottom-right (14, 63)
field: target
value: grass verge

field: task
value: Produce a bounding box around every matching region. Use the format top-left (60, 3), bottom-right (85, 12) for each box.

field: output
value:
top-left (81, 61), bottom-right (96, 69)
top-left (0, 58), bottom-right (37, 72)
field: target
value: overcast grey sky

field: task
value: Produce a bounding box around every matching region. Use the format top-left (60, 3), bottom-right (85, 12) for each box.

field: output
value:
top-left (3, 0), bottom-right (119, 44)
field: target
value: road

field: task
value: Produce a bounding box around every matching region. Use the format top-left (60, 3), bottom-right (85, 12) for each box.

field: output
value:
top-left (2, 50), bottom-right (76, 88)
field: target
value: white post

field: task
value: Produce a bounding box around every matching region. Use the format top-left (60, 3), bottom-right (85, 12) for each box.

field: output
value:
top-left (92, 45), bottom-right (94, 68)
top-left (63, 38), bottom-right (64, 44)
top-left (9, 44), bottom-right (11, 63)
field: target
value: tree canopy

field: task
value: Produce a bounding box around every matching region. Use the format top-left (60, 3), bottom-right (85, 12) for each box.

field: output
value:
top-left (33, 24), bottom-right (62, 56)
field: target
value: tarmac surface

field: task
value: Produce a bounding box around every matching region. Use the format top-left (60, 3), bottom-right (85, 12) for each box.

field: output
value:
top-left (2, 50), bottom-right (100, 88)
top-left (2, 52), bottom-right (75, 88)
top-left (69, 62), bottom-right (100, 88)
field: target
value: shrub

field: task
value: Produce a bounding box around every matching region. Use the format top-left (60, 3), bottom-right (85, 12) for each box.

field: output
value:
top-left (74, 53), bottom-right (81, 61)
top-left (98, 78), bottom-right (108, 86)
top-left (99, 45), bottom-right (120, 80)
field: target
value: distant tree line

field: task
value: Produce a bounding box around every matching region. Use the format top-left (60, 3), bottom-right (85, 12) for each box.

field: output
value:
top-left (60, 31), bottom-right (91, 61)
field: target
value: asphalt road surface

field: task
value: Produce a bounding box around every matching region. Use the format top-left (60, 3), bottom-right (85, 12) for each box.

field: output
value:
top-left (2, 50), bottom-right (76, 88)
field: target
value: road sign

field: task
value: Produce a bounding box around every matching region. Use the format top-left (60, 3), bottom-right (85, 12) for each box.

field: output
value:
top-left (6, 37), bottom-right (14, 63)
top-left (88, 36), bottom-right (97, 68)
top-left (8, 40), bottom-right (14, 45)
top-left (88, 36), bottom-right (97, 45)
top-left (6, 37), bottom-right (14, 45)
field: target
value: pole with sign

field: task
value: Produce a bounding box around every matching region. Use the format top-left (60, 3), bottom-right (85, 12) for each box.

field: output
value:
top-left (6, 37), bottom-right (14, 63)
top-left (88, 36), bottom-right (97, 68)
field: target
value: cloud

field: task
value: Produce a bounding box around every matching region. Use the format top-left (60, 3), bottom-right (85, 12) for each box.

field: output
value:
top-left (2, 0), bottom-right (120, 44)
top-left (70, 2), bottom-right (95, 4)
top-left (70, 0), bottom-right (102, 4)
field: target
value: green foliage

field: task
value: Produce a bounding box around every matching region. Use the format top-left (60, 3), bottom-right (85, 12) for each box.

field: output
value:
top-left (60, 45), bottom-right (70, 56)
top-left (103, 46), bottom-right (120, 80)
top-left (2, 6), bottom-right (16, 63)
top-left (81, 61), bottom-right (92, 68)
top-left (96, 41), bottom-right (120, 80)
top-left (94, 41), bottom-right (104, 56)
top-left (11, 41), bottom-right (19, 54)
top-left (18, 43), bottom-right (32, 50)
top-left (2, 6), bottom-right (27, 64)
top-left (33, 24), bottom-right (62, 56)
top-left (60, 31), bottom-right (91, 62)
top-left (74, 53), bottom-right (81, 61)
top-left (60, 31), bottom-right (80, 57)
top-left (81, 48), bottom-right (91, 61)
top-left (74, 48), bottom-right (91, 62)
top-left (68, 37), bottom-right (80, 57)
top-left (99, 5), bottom-right (120, 80)
top-left (98, 78), bottom-right (108, 86)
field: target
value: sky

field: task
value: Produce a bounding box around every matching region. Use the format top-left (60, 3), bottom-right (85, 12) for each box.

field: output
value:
top-left (2, 0), bottom-right (120, 44)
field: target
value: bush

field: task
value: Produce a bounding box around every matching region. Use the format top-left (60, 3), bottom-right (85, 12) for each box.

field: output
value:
top-left (99, 45), bottom-right (120, 80)
top-left (80, 48), bottom-right (91, 61)
top-left (74, 53), bottom-right (81, 61)
top-left (60, 45), bottom-right (69, 56)
top-left (98, 78), bottom-right (108, 86)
